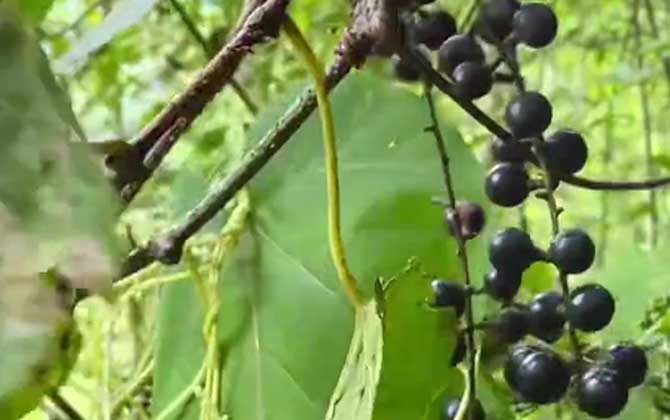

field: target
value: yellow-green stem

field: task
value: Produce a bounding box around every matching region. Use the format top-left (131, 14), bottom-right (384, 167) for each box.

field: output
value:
top-left (282, 17), bottom-right (362, 308)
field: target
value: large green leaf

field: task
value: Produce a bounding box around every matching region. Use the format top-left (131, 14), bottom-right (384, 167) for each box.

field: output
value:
top-left (153, 72), bottom-right (486, 420)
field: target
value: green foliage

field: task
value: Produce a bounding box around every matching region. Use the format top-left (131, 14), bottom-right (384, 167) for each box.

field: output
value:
top-left (9, 0), bottom-right (670, 419)
top-left (152, 73), bottom-right (484, 420)
top-left (372, 262), bottom-right (460, 420)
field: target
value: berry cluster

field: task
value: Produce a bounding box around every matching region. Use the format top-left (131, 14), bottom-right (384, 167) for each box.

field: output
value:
top-left (396, 1), bottom-right (650, 419)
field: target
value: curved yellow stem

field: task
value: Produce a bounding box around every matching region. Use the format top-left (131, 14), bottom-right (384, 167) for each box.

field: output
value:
top-left (282, 18), bottom-right (362, 308)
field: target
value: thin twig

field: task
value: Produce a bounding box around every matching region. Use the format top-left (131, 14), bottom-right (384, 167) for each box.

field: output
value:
top-left (633, 0), bottom-right (658, 246)
top-left (48, 392), bottom-right (86, 420)
top-left (122, 0), bottom-right (291, 203)
top-left (597, 103), bottom-right (614, 266)
top-left (424, 85), bottom-right (477, 419)
top-left (401, 43), bottom-right (670, 193)
top-left (562, 173), bottom-right (670, 190)
top-left (400, 45), bottom-right (512, 141)
top-left (169, 0), bottom-right (259, 115)
top-left (120, 56), bottom-right (352, 276)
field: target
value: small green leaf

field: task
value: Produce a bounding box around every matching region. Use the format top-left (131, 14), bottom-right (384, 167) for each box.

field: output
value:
top-left (325, 299), bottom-right (383, 420)
top-left (373, 262), bottom-right (460, 420)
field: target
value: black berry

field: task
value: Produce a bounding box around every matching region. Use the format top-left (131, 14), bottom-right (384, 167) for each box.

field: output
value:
top-left (490, 137), bottom-right (531, 163)
top-left (528, 292), bottom-right (565, 343)
top-left (512, 3), bottom-right (558, 48)
top-left (431, 279), bottom-right (466, 317)
top-left (577, 368), bottom-right (628, 418)
top-left (489, 227), bottom-right (540, 272)
top-left (505, 347), bottom-right (571, 404)
top-left (477, 0), bottom-right (520, 42)
top-left (567, 284), bottom-right (615, 332)
top-left (442, 396), bottom-right (486, 420)
top-left (489, 308), bottom-right (530, 343)
top-left (413, 11), bottom-right (457, 50)
top-left (609, 345), bottom-right (647, 388)
top-left (548, 229), bottom-right (596, 274)
top-left (504, 345), bottom-right (537, 391)
top-left (446, 201), bottom-right (486, 240)
top-left (485, 163), bottom-right (529, 207)
top-left (505, 91), bottom-right (553, 139)
top-left (546, 130), bottom-right (588, 174)
top-left (437, 35), bottom-right (485, 75)
top-left (393, 58), bottom-right (421, 82)
top-left (452, 61), bottom-right (493, 99)
top-left (393, 56), bottom-right (421, 82)
top-left (483, 268), bottom-right (521, 302)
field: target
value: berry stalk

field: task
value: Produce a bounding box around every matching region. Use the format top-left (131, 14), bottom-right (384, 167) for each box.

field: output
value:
top-left (424, 85), bottom-right (478, 419)
top-left (498, 41), bottom-right (584, 364)
top-left (533, 138), bottom-right (584, 364)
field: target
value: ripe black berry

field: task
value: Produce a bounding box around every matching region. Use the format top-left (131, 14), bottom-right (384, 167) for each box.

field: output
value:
top-left (577, 368), bottom-right (628, 418)
top-left (477, 0), bottom-right (520, 42)
top-left (450, 332), bottom-right (466, 366)
top-left (446, 201), bottom-right (486, 240)
top-left (546, 130), bottom-right (588, 174)
top-left (504, 345), bottom-right (537, 390)
top-left (528, 292), bottom-right (565, 343)
top-left (609, 345), bottom-right (647, 388)
top-left (437, 35), bottom-right (485, 75)
top-left (392, 56), bottom-right (421, 82)
top-left (505, 347), bottom-right (571, 404)
top-left (483, 269), bottom-right (521, 301)
top-left (413, 11), bottom-right (457, 50)
top-left (485, 163), bottom-right (529, 207)
top-left (452, 61), bottom-right (493, 99)
top-left (489, 308), bottom-right (530, 343)
top-left (442, 397), bottom-right (486, 420)
top-left (567, 284), bottom-right (615, 332)
top-left (548, 229), bottom-right (596, 274)
top-left (490, 137), bottom-right (531, 163)
top-left (505, 91), bottom-right (553, 139)
top-left (431, 279), bottom-right (466, 317)
top-left (512, 3), bottom-right (558, 48)
top-left (489, 227), bottom-right (540, 272)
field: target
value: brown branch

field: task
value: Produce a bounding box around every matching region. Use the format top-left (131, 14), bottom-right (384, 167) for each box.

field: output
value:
top-left (117, 0), bottom-right (389, 276)
top-left (121, 55), bottom-right (353, 276)
top-left (121, 0), bottom-right (291, 203)
top-left (169, 0), bottom-right (259, 115)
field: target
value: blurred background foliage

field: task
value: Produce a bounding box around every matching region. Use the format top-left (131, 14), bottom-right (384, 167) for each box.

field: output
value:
top-left (4, 0), bottom-right (670, 418)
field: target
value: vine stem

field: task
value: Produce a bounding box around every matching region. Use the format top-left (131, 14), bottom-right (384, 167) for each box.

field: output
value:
top-left (282, 17), bottom-right (363, 308)
top-left (424, 85), bottom-right (477, 420)
top-left (48, 392), bottom-right (86, 420)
